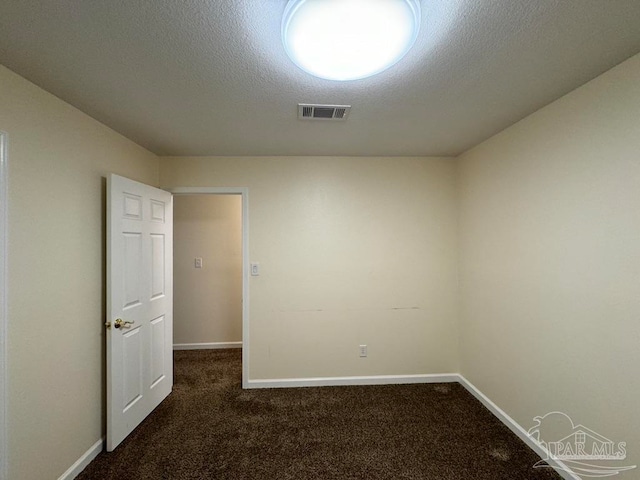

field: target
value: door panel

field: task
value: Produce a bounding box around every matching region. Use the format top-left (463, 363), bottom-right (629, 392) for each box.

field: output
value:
top-left (150, 234), bottom-right (165, 299)
top-left (122, 327), bottom-right (143, 411)
top-left (122, 233), bottom-right (142, 308)
top-left (150, 315), bottom-right (166, 387)
top-left (107, 174), bottom-right (173, 451)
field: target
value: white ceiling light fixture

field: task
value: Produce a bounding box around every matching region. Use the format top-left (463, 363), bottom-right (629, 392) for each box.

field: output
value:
top-left (282, 0), bottom-right (421, 81)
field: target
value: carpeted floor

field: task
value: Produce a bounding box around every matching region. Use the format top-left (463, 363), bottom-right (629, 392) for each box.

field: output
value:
top-left (77, 350), bottom-right (561, 479)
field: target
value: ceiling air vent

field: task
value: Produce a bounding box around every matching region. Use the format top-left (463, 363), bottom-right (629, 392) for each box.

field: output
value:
top-left (298, 104), bottom-right (351, 121)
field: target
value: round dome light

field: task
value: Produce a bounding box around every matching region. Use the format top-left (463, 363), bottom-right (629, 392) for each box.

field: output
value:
top-left (282, 0), bottom-right (421, 81)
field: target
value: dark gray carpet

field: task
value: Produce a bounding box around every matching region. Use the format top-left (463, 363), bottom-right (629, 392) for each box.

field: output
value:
top-left (77, 350), bottom-right (560, 479)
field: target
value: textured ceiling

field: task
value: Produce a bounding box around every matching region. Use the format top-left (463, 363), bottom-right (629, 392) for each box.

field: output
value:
top-left (1, 0), bottom-right (640, 157)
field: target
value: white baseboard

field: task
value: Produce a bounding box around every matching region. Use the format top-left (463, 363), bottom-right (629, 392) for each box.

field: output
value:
top-left (246, 373), bottom-right (460, 389)
top-left (173, 342), bottom-right (242, 351)
top-left (457, 376), bottom-right (579, 480)
top-left (57, 438), bottom-right (104, 480)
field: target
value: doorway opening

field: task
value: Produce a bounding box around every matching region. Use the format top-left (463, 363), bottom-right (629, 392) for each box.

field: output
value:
top-left (169, 188), bottom-right (249, 388)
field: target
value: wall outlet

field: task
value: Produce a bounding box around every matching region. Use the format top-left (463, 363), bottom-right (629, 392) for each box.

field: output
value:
top-left (194, 257), bottom-right (203, 269)
top-left (359, 345), bottom-right (367, 358)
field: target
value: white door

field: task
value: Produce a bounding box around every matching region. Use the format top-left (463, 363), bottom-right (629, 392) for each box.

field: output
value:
top-left (106, 174), bottom-right (173, 451)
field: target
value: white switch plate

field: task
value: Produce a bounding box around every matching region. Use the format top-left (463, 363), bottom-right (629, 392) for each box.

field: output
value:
top-left (250, 262), bottom-right (260, 276)
top-left (195, 257), bottom-right (203, 269)
top-left (359, 345), bottom-right (367, 357)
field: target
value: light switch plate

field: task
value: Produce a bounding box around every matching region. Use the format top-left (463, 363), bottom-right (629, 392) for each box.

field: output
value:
top-left (195, 257), bottom-right (203, 269)
top-left (250, 262), bottom-right (260, 276)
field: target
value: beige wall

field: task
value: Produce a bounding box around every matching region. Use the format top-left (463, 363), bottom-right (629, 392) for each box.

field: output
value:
top-left (0, 65), bottom-right (159, 480)
top-left (174, 195), bottom-right (242, 345)
top-left (161, 156), bottom-right (459, 380)
top-left (458, 52), bottom-right (640, 467)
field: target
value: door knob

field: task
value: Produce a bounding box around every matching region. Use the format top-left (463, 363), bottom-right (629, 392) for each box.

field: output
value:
top-left (113, 318), bottom-right (135, 329)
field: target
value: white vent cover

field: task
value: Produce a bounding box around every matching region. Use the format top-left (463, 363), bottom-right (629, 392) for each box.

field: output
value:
top-left (298, 103), bottom-right (351, 121)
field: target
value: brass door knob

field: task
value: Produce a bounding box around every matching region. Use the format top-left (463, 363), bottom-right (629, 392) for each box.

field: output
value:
top-left (114, 318), bottom-right (135, 329)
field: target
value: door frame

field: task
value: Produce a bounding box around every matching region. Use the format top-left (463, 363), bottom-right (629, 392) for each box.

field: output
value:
top-left (0, 131), bottom-right (8, 480)
top-left (169, 187), bottom-right (249, 388)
